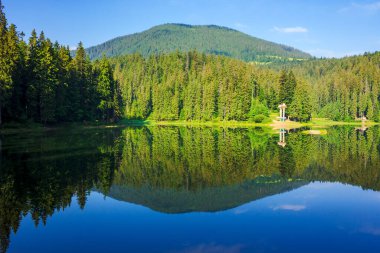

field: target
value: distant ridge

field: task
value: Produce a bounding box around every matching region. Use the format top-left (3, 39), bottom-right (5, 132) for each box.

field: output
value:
top-left (86, 23), bottom-right (312, 63)
top-left (102, 178), bottom-right (307, 213)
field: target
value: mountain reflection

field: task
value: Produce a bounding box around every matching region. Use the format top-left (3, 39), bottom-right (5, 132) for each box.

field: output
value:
top-left (1, 126), bottom-right (380, 252)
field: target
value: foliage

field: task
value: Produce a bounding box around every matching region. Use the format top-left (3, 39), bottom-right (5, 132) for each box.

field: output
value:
top-left (85, 23), bottom-right (311, 63)
top-left (289, 80), bottom-right (312, 121)
top-left (1, 1), bottom-right (380, 124)
top-left (112, 51), bottom-right (267, 121)
top-left (278, 70), bottom-right (297, 109)
top-left (0, 3), bottom-right (121, 125)
top-left (252, 114), bottom-right (266, 123)
top-left (275, 52), bottom-right (380, 121)
top-left (319, 102), bottom-right (342, 121)
top-left (248, 99), bottom-right (269, 122)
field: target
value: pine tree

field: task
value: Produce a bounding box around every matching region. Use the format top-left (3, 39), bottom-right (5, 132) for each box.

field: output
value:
top-left (96, 56), bottom-right (115, 122)
top-left (72, 42), bottom-right (93, 121)
top-left (367, 99), bottom-right (374, 120)
top-left (8, 25), bottom-right (27, 121)
top-left (289, 80), bottom-right (312, 122)
top-left (278, 69), bottom-right (288, 105)
top-left (25, 29), bottom-right (40, 121)
top-left (3, 24), bottom-right (22, 121)
top-left (0, 0), bottom-right (9, 125)
top-left (286, 71), bottom-right (297, 104)
top-left (39, 35), bottom-right (58, 123)
top-left (55, 45), bottom-right (71, 121)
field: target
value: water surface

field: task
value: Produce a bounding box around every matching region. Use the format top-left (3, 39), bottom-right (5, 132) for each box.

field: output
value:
top-left (1, 126), bottom-right (380, 253)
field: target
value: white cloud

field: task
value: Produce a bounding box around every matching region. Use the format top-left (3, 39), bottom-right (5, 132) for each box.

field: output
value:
top-left (360, 226), bottom-right (380, 236)
top-left (69, 46), bottom-right (77, 51)
top-left (304, 182), bottom-right (335, 189)
top-left (273, 26), bottom-right (308, 33)
top-left (233, 206), bottom-right (251, 214)
top-left (339, 2), bottom-right (380, 13)
top-left (273, 204), bottom-right (306, 211)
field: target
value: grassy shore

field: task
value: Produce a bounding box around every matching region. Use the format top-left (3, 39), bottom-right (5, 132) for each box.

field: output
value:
top-left (1, 117), bottom-right (378, 135)
top-left (118, 117), bottom-right (379, 129)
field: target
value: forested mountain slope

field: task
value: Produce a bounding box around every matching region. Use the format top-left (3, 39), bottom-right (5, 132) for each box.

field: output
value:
top-left (86, 23), bottom-right (312, 63)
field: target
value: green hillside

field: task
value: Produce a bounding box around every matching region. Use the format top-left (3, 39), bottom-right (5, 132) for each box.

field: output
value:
top-left (86, 23), bottom-right (312, 63)
top-left (105, 178), bottom-right (307, 213)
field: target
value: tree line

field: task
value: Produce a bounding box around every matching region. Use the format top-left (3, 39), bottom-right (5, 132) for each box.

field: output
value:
top-left (115, 126), bottom-right (380, 190)
top-left (282, 53), bottom-right (380, 121)
top-left (0, 2), bottom-right (120, 125)
top-left (1, 0), bottom-right (380, 125)
top-left (111, 50), bottom-right (380, 122)
top-left (112, 52), bottom-right (314, 122)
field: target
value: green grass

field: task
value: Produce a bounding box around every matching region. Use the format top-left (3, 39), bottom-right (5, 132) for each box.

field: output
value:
top-left (118, 119), bottom-right (273, 128)
top-left (306, 118), bottom-right (379, 128)
top-left (2, 117), bottom-right (378, 135)
top-left (302, 129), bottom-right (328, 135)
top-left (118, 117), bottom-right (379, 129)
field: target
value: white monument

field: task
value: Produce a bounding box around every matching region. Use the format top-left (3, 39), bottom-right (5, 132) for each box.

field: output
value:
top-left (278, 103), bottom-right (287, 122)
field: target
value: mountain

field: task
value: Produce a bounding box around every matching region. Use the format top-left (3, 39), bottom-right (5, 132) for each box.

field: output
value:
top-left (102, 177), bottom-right (307, 213)
top-left (86, 23), bottom-right (312, 63)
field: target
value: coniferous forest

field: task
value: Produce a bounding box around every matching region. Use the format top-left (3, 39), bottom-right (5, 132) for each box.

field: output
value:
top-left (0, 2), bottom-right (120, 125)
top-left (85, 23), bottom-right (312, 62)
top-left (1, 1), bottom-right (380, 125)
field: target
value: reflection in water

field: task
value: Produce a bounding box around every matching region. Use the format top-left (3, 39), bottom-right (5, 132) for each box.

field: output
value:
top-left (0, 129), bottom-right (122, 253)
top-left (1, 126), bottom-right (380, 252)
top-left (278, 128), bottom-right (287, 147)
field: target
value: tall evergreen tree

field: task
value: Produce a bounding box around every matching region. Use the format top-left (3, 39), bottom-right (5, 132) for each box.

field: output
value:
top-left (278, 69), bottom-right (288, 105)
top-left (0, 0), bottom-right (9, 125)
top-left (72, 42), bottom-right (94, 121)
top-left (96, 56), bottom-right (116, 122)
top-left (25, 29), bottom-right (40, 121)
top-left (39, 35), bottom-right (58, 123)
top-left (289, 80), bottom-right (312, 122)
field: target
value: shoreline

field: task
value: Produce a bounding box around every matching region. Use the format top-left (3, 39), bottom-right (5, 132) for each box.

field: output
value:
top-left (0, 118), bottom-right (378, 134)
top-left (120, 118), bottom-right (379, 128)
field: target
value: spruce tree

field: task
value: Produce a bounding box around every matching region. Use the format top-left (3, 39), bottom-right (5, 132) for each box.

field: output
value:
top-left (0, 0), bottom-right (8, 125)
top-left (96, 56), bottom-right (115, 122)
top-left (278, 69), bottom-right (288, 106)
top-left (39, 36), bottom-right (58, 123)
top-left (289, 80), bottom-right (312, 122)
top-left (25, 29), bottom-right (39, 121)
top-left (72, 42), bottom-right (93, 121)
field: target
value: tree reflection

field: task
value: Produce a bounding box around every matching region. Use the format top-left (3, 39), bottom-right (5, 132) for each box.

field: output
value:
top-left (0, 129), bottom-right (121, 253)
top-left (1, 126), bottom-right (380, 252)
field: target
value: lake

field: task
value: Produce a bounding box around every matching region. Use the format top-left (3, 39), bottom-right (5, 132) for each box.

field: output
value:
top-left (1, 126), bottom-right (380, 253)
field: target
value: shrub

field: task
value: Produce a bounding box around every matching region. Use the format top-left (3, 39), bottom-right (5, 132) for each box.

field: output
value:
top-left (248, 99), bottom-right (269, 119)
top-left (253, 114), bottom-right (266, 123)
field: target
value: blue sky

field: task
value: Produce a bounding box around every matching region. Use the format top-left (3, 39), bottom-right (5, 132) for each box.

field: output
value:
top-left (3, 0), bottom-right (380, 58)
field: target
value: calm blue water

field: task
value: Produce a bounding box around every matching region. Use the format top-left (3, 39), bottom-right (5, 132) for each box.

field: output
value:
top-left (8, 183), bottom-right (380, 253)
top-left (2, 126), bottom-right (380, 253)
